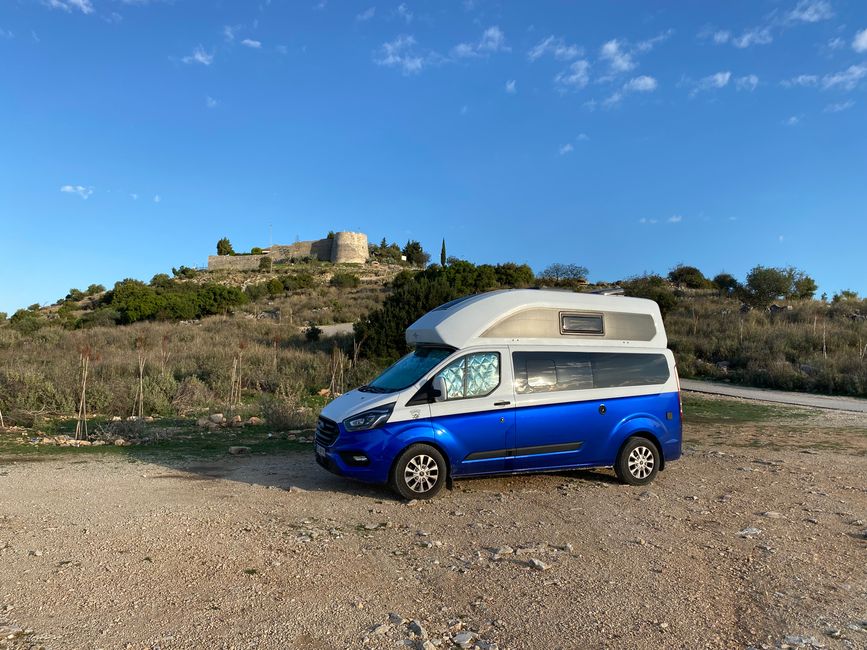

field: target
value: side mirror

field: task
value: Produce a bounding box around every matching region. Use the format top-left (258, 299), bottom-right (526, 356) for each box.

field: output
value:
top-left (431, 376), bottom-right (448, 402)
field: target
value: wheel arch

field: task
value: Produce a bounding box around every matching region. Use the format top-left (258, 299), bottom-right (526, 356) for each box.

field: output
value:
top-left (388, 439), bottom-right (452, 485)
top-left (616, 431), bottom-right (665, 471)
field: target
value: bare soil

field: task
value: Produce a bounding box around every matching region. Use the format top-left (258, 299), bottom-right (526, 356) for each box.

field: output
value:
top-left (1, 395), bottom-right (866, 650)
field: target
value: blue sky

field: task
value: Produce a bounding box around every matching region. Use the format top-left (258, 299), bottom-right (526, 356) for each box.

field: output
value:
top-left (1, 0), bottom-right (866, 314)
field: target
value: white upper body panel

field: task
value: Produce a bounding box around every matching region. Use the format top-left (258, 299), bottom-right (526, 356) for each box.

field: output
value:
top-left (406, 289), bottom-right (667, 350)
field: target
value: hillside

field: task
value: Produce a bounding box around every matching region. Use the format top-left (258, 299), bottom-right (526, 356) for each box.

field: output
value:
top-left (0, 259), bottom-right (865, 432)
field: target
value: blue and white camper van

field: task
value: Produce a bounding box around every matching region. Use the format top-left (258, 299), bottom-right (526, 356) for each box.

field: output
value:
top-left (315, 289), bottom-right (682, 499)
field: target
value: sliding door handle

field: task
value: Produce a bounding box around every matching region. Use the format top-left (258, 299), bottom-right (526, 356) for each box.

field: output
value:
top-left (493, 401), bottom-right (511, 406)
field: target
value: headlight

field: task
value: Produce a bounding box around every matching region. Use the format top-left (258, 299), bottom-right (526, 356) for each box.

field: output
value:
top-left (343, 403), bottom-right (395, 432)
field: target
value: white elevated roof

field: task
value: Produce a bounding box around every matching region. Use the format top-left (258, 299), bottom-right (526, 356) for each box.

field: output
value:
top-left (406, 289), bottom-right (667, 350)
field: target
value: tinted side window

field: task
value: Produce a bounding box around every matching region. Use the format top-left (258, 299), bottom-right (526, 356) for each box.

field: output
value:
top-left (436, 352), bottom-right (500, 400)
top-left (514, 351), bottom-right (668, 394)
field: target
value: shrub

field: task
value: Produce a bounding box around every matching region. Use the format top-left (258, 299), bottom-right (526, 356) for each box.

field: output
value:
top-left (66, 288), bottom-right (85, 302)
top-left (742, 266), bottom-right (791, 308)
top-left (150, 273), bottom-right (173, 289)
top-left (0, 312), bottom-right (6, 322)
top-left (620, 275), bottom-right (678, 317)
top-left (9, 309), bottom-right (45, 334)
top-left (260, 394), bottom-right (312, 430)
top-left (77, 308), bottom-right (120, 329)
top-left (305, 325), bottom-right (322, 342)
top-left (283, 273), bottom-right (315, 291)
top-left (244, 283), bottom-right (269, 301)
top-left (258, 256), bottom-right (272, 271)
top-left (403, 240), bottom-right (430, 267)
top-left (668, 265), bottom-right (707, 289)
top-left (86, 284), bottom-right (105, 296)
top-left (539, 263), bottom-right (589, 282)
top-left (266, 278), bottom-right (284, 297)
top-left (172, 266), bottom-right (198, 279)
top-left (712, 273), bottom-right (739, 297)
top-left (330, 273), bottom-right (360, 289)
top-left (251, 247), bottom-right (264, 255)
top-left (216, 237), bottom-right (235, 256)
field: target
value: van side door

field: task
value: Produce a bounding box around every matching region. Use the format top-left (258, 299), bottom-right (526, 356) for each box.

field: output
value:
top-left (426, 347), bottom-right (516, 477)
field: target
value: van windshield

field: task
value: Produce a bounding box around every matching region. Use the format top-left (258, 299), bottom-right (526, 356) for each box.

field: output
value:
top-left (361, 347), bottom-right (453, 393)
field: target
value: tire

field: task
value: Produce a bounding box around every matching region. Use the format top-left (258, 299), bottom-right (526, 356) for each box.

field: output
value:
top-left (615, 437), bottom-right (660, 486)
top-left (391, 444), bottom-right (447, 500)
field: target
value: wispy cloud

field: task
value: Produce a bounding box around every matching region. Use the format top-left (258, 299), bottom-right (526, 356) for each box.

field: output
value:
top-left (505, 79), bottom-right (516, 94)
top-left (822, 64), bottom-right (867, 90)
top-left (783, 115), bottom-right (801, 126)
top-left (554, 60), bottom-right (590, 91)
top-left (688, 71), bottom-right (731, 96)
top-left (356, 6), bottom-right (375, 22)
top-left (241, 38), bottom-right (262, 49)
top-left (60, 184), bottom-right (93, 199)
top-left (667, 215), bottom-right (683, 223)
top-left (0, 27), bottom-right (13, 39)
top-left (223, 25), bottom-right (238, 42)
top-left (604, 75), bottom-right (658, 106)
top-left (781, 74), bottom-right (818, 88)
top-left (452, 26), bottom-right (509, 58)
top-left (787, 0), bottom-right (833, 24)
top-left (558, 143), bottom-right (574, 155)
top-left (735, 74), bottom-right (759, 91)
top-left (130, 193), bottom-right (139, 201)
top-left (732, 26), bottom-right (773, 48)
top-left (182, 45), bottom-right (214, 66)
top-left (853, 29), bottom-right (867, 53)
top-left (153, 194), bottom-right (161, 203)
top-left (598, 31), bottom-right (671, 77)
top-left (375, 35), bottom-right (428, 74)
top-left (44, 0), bottom-right (94, 14)
top-left (527, 35), bottom-right (581, 62)
top-left (396, 3), bottom-right (412, 24)
top-left (206, 96), bottom-right (218, 108)
top-left (824, 99), bottom-right (854, 112)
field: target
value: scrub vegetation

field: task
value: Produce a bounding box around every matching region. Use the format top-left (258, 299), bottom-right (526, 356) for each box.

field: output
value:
top-left (1, 255), bottom-right (865, 432)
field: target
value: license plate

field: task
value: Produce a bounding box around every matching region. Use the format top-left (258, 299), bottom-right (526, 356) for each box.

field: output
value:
top-left (314, 443), bottom-right (326, 458)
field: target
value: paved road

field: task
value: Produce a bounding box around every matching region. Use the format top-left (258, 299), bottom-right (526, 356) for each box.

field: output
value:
top-left (681, 378), bottom-right (867, 414)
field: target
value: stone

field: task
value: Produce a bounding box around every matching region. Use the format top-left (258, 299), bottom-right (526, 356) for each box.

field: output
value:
top-left (527, 558), bottom-right (550, 571)
top-left (229, 446), bottom-right (251, 455)
top-left (639, 490), bottom-right (659, 500)
top-left (29, 549), bottom-right (43, 557)
top-left (209, 413), bottom-right (225, 424)
top-left (452, 631), bottom-right (476, 648)
top-left (196, 417), bottom-right (209, 427)
top-left (408, 620), bottom-right (428, 639)
top-left (111, 416), bottom-right (122, 422)
top-left (247, 416), bottom-right (264, 426)
top-left (114, 438), bottom-right (127, 446)
top-left (761, 511), bottom-right (783, 519)
top-left (388, 613), bottom-right (405, 626)
top-left (737, 527), bottom-right (762, 538)
top-left (92, 440), bottom-right (106, 446)
top-left (371, 623), bottom-right (390, 635)
top-left (231, 415), bottom-right (243, 427)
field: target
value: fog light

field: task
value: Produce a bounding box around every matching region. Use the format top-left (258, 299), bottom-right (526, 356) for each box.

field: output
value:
top-left (352, 455), bottom-right (368, 463)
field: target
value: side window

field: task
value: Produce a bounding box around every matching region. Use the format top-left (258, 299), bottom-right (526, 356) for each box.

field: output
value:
top-left (436, 352), bottom-right (500, 400)
top-left (514, 351), bottom-right (668, 394)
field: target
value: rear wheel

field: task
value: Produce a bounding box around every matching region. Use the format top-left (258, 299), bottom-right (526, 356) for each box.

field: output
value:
top-left (615, 437), bottom-right (660, 486)
top-left (391, 444), bottom-right (446, 500)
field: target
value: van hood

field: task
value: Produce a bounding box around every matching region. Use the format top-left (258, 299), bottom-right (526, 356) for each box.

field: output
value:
top-left (320, 389), bottom-right (398, 423)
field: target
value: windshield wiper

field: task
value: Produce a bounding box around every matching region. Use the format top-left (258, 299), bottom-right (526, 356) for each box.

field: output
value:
top-left (359, 384), bottom-right (391, 393)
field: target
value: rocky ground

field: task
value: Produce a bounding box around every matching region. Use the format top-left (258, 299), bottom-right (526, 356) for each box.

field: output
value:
top-left (0, 395), bottom-right (865, 650)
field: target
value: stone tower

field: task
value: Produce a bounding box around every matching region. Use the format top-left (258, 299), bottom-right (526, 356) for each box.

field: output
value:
top-left (330, 231), bottom-right (369, 264)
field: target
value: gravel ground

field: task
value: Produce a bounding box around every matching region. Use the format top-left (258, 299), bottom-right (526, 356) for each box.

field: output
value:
top-left (1, 397), bottom-right (866, 650)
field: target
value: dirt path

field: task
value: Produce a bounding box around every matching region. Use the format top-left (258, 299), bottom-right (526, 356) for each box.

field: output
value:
top-left (1, 400), bottom-right (866, 650)
top-left (681, 379), bottom-right (867, 413)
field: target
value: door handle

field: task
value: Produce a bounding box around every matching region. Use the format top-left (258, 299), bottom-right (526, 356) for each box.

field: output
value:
top-left (494, 401), bottom-right (511, 406)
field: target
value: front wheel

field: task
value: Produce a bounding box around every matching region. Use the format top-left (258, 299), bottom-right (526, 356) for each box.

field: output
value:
top-left (615, 437), bottom-right (660, 486)
top-left (391, 444), bottom-right (447, 500)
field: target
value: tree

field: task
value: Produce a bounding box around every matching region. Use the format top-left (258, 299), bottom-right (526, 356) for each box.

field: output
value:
top-left (65, 288), bottom-right (85, 302)
top-left (440, 239), bottom-right (447, 267)
top-left (620, 274), bottom-right (678, 317)
top-left (0, 312), bottom-right (6, 322)
top-left (742, 266), bottom-right (791, 308)
top-left (266, 278), bottom-right (284, 296)
top-left (150, 273), bottom-right (173, 289)
top-left (833, 289), bottom-right (859, 303)
top-left (790, 273), bottom-right (818, 300)
top-left (85, 284), bottom-right (105, 296)
top-left (668, 265), bottom-right (707, 289)
top-left (216, 237), bottom-right (235, 256)
top-left (539, 263), bottom-right (589, 282)
top-left (251, 247), bottom-right (264, 255)
top-left (712, 273), bottom-right (739, 297)
top-left (110, 279), bottom-right (163, 324)
top-left (403, 240), bottom-right (430, 267)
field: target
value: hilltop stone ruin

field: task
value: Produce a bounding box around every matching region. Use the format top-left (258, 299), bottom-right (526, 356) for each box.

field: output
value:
top-left (207, 231), bottom-right (369, 271)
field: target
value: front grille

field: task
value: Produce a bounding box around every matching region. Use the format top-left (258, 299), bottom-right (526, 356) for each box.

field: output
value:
top-left (315, 416), bottom-right (340, 447)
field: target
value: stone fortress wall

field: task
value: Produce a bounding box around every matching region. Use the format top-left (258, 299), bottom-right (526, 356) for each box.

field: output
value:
top-left (207, 231), bottom-right (369, 271)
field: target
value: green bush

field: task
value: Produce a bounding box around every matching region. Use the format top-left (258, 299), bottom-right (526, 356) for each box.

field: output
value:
top-left (258, 256), bottom-right (272, 271)
top-left (0, 312), bottom-right (7, 322)
top-left (330, 273), bottom-right (360, 288)
top-left (66, 288), bottom-right (85, 302)
top-left (217, 237), bottom-right (235, 256)
top-left (283, 273), bottom-right (315, 291)
top-left (267, 278), bottom-right (285, 297)
top-left (668, 265), bottom-right (708, 289)
top-left (86, 284), bottom-right (106, 296)
top-left (305, 325), bottom-right (322, 342)
top-left (9, 309), bottom-right (46, 334)
top-left (620, 275), bottom-right (678, 317)
top-left (251, 247), bottom-right (264, 255)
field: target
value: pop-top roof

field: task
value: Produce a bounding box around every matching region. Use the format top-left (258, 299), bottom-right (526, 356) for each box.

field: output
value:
top-left (406, 289), bottom-right (666, 350)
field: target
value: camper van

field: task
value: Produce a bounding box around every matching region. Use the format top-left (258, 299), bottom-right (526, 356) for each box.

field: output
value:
top-left (315, 289), bottom-right (682, 499)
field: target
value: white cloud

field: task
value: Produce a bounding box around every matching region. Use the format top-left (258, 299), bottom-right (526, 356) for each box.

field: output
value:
top-left (206, 96), bottom-right (218, 108)
top-left (787, 0), bottom-right (833, 23)
top-left (623, 75), bottom-right (657, 92)
top-left (182, 46), bottom-right (214, 66)
top-left (554, 60), bottom-right (590, 91)
top-left (223, 25), bottom-right (238, 42)
top-left (356, 6), bottom-right (376, 21)
top-left (505, 79), bottom-right (516, 94)
top-left (824, 99), bottom-right (854, 112)
top-left (735, 74), bottom-right (759, 91)
top-left (452, 26), bottom-right (509, 58)
top-left (778, 235), bottom-right (784, 242)
top-left (784, 115), bottom-right (801, 126)
top-left (375, 35), bottom-right (427, 74)
top-left (712, 30), bottom-right (731, 44)
top-left (635, 30), bottom-right (673, 53)
top-left (153, 194), bottom-right (161, 203)
top-left (241, 38), bottom-right (262, 49)
top-left (558, 143), bottom-right (574, 155)
top-left (396, 3), bottom-right (412, 24)
top-left (527, 35), bottom-right (581, 62)
top-left (576, 133), bottom-right (589, 141)
top-left (781, 74), bottom-right (818, 87)
top-left (827, 36), bottom-right (845, 50)
top-left (853, 29), bottom-right (867, 53)
top-left (276, 44), bottom-right (288, 55)
top-left (45, 0), bottom-right (94, 14)
top-left (130, 193), bottom-right (139, 200)
top-left (822, 64), bottom-right (867, 90)
top-left (0, 27), bottom-right (12, 39)
top-left (60, 184), bottom-right (93, 199)
top-left (460, 104), bottom-right (468, 115)
top-left (732, 27), bottom-right (773, 48)
top-left (639, 217), bottom-right (659, 224)
top-left (599, 39), bottom-right (634, 73)
top-left (668, 215), bottom-right (683, 223)
top-left (690, 71), bottom-right (731, 96)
